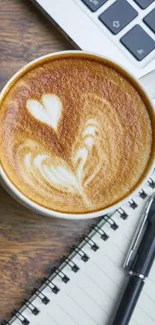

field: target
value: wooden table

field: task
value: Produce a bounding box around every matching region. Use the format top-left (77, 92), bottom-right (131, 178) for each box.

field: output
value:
top-left (0, 1), bottom-right (94, 322)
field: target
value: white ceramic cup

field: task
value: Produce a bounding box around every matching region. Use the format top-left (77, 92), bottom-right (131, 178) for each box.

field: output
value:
top-left (0, 50), bottom-right (155, 220)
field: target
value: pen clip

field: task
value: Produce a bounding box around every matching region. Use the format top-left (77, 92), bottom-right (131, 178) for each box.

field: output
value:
top-left (123, 195), bottom-right (154, 270)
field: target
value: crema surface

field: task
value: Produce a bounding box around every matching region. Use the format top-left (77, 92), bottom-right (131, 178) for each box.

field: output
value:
top-left (0, 56), bottom-right (152, 213)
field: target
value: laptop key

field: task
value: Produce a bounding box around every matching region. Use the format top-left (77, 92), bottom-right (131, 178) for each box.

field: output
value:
top-left (144, 9), bottom-right (155, 33)
top-left (133, 0), bottom-right (154, 9)
top-left (99, 0), bottom-right (138, 35)
top-left (81, 0), bottom-right (108, 12)
top-left (121, 25), bottom-right (155, 61)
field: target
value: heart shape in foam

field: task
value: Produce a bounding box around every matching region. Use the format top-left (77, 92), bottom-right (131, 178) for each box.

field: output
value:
top-left (26, 94), bottom-right (63, 131)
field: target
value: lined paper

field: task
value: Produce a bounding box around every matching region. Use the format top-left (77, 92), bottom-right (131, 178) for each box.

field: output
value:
top-left (11, 171), bottom-right (155, 325)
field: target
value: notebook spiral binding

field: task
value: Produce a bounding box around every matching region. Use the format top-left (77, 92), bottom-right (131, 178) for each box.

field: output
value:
top-left (23, 300), bottom-right (39, 316)
top-left (32, 288), bottom-right (50, 304)
top-left (2, 175), bottom-right (155, 325)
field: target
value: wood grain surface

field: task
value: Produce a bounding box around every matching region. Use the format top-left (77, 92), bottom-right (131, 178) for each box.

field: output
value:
top-left (0, 1), bottom-right (94, 322)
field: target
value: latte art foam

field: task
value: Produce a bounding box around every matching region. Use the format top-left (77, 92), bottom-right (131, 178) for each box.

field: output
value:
top-left (0, 55), bottom-right (153, 213)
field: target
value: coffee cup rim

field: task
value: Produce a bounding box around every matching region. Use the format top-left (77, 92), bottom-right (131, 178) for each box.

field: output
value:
top-left (0, 50), bottom-right (155, 220)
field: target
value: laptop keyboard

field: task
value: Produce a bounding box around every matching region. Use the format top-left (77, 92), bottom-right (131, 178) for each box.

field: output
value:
top-left (144, 8), bottom-right (155, 33)
top-left (121, 24), bottom-right (155, 60)
top-left (81, 0), bottom-right (155, 62)
top-left (99, 1), bottom-right (138, 35)
top-left (81, 0), bottom-right (108, 11)
top-left (133, 0), bottom-right (154, 9)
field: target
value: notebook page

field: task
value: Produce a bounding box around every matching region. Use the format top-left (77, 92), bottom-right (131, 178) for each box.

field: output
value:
top-left (10, 171), bottom-right (155, 325)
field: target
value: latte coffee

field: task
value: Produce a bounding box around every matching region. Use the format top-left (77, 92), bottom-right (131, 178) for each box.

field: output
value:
top-left (0, 53), bottom-right (154, 214)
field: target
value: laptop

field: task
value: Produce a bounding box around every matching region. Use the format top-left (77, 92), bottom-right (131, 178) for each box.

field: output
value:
top-left (30, 0), bottom-right (155, 99)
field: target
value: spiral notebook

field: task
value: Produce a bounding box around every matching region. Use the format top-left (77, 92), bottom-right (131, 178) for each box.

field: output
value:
top-left (3, 171), bottom-right (155, 325)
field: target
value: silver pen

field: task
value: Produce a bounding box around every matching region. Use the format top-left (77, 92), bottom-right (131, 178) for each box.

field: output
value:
top-left (112, 193), bottom-right (155, 325)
